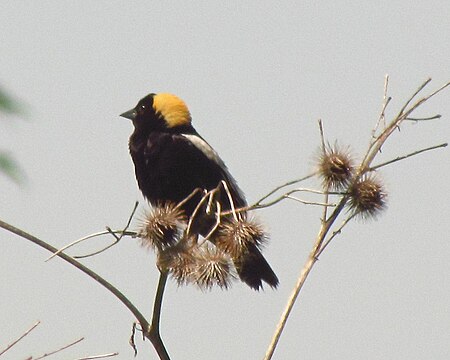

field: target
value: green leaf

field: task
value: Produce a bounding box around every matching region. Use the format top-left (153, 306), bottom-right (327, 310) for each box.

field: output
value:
top-left (0, 152), bottom-right (24, 184)
top-left (0, 86), bottom-right (22, 115)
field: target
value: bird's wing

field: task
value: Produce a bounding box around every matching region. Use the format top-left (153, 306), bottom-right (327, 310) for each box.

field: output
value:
top-left (180, 133), bottom-right (247, 208)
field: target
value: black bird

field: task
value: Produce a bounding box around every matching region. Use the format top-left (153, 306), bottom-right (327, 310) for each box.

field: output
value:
top-left (121, 93), bottom-right (278, 290)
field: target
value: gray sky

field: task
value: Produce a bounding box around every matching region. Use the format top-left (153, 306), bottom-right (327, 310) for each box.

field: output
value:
top-left (1, 2), bottom-right (449, 359)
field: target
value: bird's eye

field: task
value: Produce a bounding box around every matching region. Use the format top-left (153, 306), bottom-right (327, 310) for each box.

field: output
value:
top-left (136, 104), bottom-right (146, 116)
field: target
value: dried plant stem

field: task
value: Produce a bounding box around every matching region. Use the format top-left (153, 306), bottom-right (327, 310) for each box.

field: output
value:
top-left (147, 271), bottom-right (170, 360)
top-left (33, 337), bottom-right (84, 359)
top-left (0, 320), bottom-right (40, 356)
top-left (264, 198), bottom-right (347, 360)
top-left (369, 142), bottom-right (448, 171)
top-left (254, 173), bottom-right (317, 206)
top-left (265, 78), bottom-right (449, 360)
top-left (74, 353), bottom-right (119, 360)
top-left (47, 202), bottom-right (139, 261)
top-left (263, 247), bottom-right (317, 360)
top-left (0, 220), bottom-right (151, 348)
top-left (46, 229), bottom-right (136, 261)
top-left (362, 79), bottom-right (449, 172)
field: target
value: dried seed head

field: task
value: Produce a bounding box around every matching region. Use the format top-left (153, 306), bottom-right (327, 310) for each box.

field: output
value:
top-left (139, 202), bottom-right (186, 250)
top-left (192, 246), bottom-right (234, 290)
top-left (157, 237), bottom-right (198, 285)
top-left (214, 216), bottom-right (267, 258)
top-left (348, 174), bottom-right (387, 219)
top-left (317, 143), bottom-right (354, 190)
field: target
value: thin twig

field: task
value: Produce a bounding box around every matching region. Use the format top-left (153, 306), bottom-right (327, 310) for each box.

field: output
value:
top-left (33, 337), bottom-right (84, 359)
top-left (46, 230), bottom-right (136, 261)
top-left (316, 214), bottom-right (356, 258)
top-left (318, 119), bottom-right (330, 222)
top-left (361, 79), bottom-right (449, 174)
top-left (255, 188), bottom-right (335, 209)
top-left (284, 195), bottom-right (335, 207)
top-left (372, 75), bottom-right (390, 139)
top-left (47, 202), bottom-right (139, 261)
top-left (0, 220), bottom-right (150, 338)
top-left (202, 202), bottom-right (222, 242)
top-left (253, 173), bottom-right (317, 206)
top-left (186, 189), bottom-right (214, 235)
top-left (0, 320), bottom-right (40, 356)
top-left (74, 353), bottom-right (119, 360)
top-left (75, 201), bottom-right (139, 258)
top-left (405, 114), bottom-right (441, 121)
top-left (265, 79), bottom-right (449, 360)
top-left (396, 78), bottom-right (432, 119)
top-left (73, 230), bottom-right (132, 259)
top-left (221, 180), bottom-right (239, 221)
top-left (369, 143), bottom-right (448, 171)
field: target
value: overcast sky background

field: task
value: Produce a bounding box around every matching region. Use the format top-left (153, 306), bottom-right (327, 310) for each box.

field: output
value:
top-left (1, 2), bottom-right (449, 359)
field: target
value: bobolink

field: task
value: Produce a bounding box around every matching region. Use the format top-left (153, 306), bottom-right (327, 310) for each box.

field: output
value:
top-left (121, 93), bottom-right (278, 290)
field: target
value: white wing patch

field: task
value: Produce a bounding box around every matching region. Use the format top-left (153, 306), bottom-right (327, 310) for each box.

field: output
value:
top-left (181, 134), bottom-right (226, 168)
top-left (181, 133), bottom-right (246, 205)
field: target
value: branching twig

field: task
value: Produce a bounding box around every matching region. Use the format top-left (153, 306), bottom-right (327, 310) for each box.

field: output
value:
top-left (372, 74), bottom-right (391, 139)
top-left (45, 230), bottom-right (136, 261)
top-left (253, 173), bottom-right (317, 206)
top-left (0, 220), bottom-right (151, 343)
top-left (264, 78), bottom-right (449, 360)
top-left (2, 77), bottom-right (447, 360)
top-left (46, 202), bottom-right (139, 261)
top-left (316, 214), bottom-right (357, 258)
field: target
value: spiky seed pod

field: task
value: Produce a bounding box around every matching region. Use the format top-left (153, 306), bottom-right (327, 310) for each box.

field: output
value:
top-left (157, 237), bottom-right (198, 285)
top-left (139, 202), bottom-right (186, 251)
top-left (317, 143), bottom-right (354, 190)
top-left (214, 216), bottom-right (267, 259)
top-left (348, 174), bottom-right (387, 219)
top-left (193, 245), bottom-right (234, 290)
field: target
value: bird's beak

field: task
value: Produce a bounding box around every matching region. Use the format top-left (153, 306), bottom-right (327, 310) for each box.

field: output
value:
top-left (120, 108), bottom-right (137, 120)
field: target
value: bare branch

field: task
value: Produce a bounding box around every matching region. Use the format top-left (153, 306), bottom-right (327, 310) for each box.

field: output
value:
top-left (0, 321), bottom-right (40, 356)
top-left (405, 114), bottom-right (441, 121)
top-left (361, 79), bottom-right (449, 174)
top-left (264, 78), bottom-right (449, 360)
top-left (397, 78), bottom-right (432, 118)
top-left (318, 119), bottom-right (330, 222)
top-left (146, 271), bottom-right (171, 360)
top-left (371, 74), bottom-right (391, 138)
top-left (369, 143), bottom-right (448, 171)
top-left (46, 202), bottom-right (139, 261)
top-left (45, 230), bottom-right (136, 261)
top-left (0, 220), bottom-right (151, 339)
top-left (316, 214), bottom-right (357, 258)
top-left (253, 173), bottom-right (317, 206)
top-left (284, 195), bottom-right (335, 207)
top-left (73, 353), bottom-right (119, 360)
top-left (33, 337), bottom-right (84, 360)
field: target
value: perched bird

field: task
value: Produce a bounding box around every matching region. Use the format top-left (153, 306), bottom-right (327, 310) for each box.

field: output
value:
top-left (121, 93), bottom-right (278, 290)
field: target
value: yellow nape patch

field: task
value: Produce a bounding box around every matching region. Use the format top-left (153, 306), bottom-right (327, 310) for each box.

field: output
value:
top-left (153, 93), bottom-right (192, 128)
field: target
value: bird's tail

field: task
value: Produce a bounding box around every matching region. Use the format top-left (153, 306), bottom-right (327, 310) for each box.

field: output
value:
top-left (235, 243), bottom-right (279, 290)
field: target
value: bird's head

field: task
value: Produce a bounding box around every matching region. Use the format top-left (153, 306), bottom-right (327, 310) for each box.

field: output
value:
top-left (120, 93), bottom-right (192, 130)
